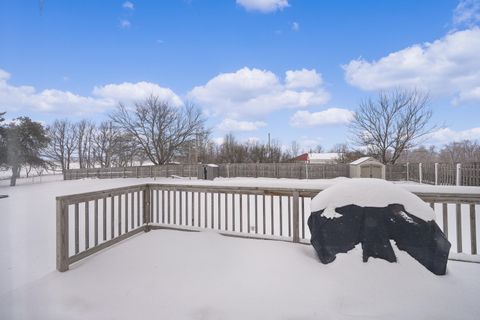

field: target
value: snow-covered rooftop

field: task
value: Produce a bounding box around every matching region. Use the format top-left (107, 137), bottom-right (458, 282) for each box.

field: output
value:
top-left (350, 156), bottom-right (374, 165)
top-left (308, 152), bottom-right (339, 160)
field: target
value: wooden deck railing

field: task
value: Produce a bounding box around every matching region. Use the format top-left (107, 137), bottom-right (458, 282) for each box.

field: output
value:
top-left (56, 184), bottom-right (480, 271)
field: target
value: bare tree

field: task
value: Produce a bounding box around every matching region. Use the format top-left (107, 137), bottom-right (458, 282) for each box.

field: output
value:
top-left (110, 96), bottom-right (208, 165)
top-left (218, 133), bottom-right (248, 163)
top-left (350, 89), bottom-right (435, 164)
top-left (92, 121), bottom-right (120, 168)
top-left (44, 119), bottom-right (78, 171)
top-left (76, 120), bottom-right (95, 168)
top-left (439, 140), bottom-right (480, 163)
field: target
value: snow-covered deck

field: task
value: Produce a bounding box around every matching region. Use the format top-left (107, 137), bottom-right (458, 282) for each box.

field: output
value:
top-left (2, 230), bottom-right (480, 319)
top-left (1, 176), bottom-right (480, 319)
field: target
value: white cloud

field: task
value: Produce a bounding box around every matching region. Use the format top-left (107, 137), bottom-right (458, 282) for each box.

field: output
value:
top-left (343, 27), bottom-right (480, 105)
top-left (0, 69), bottom-right (112, 115)
top-left (428, 127), bottom-right (480, 143)
top-left (453, 0), bottom-right (480, 27)
top-left (93, 81), bottom-right (183, 107)
top-left (289, 108), bottom-right (355, 127)
top-left (122, 1), bottom-right (134, 10)
top-left (236, 0), bottom-right (289, 13)
top-left (291, 22), bottom-right (300, 31)
top-left (188, 67), bottom-right (329, 118)
top-left (285, 69), bottom-right (322, 89)
top-left (217, 118), bottom-right (267, 132)
top-left (0, 67), bottom-right (182, 116)
top-left (120, 19), bottom-right (131, 28)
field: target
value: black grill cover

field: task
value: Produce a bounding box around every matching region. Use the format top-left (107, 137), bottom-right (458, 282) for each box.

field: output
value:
top-left (307, 204), bottom-right (451, 275)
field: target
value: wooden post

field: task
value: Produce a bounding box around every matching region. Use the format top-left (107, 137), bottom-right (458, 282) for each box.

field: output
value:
top-left (292, 191), bottom-right (300, 243)
top-left (434, 163), bottom-right (438, 185)
top-left (305, 163), bottom-right (309, 179)
top-left (406, 162), bottom-right (409, 181)
top-left (56, 199), bottom-right (69, 272)
top-left (470, 204), bottom-right (477, 255)
top-left (143, 186), bottom-right (151, 231)
top-left (456, 163), bottom-right (461, 186)
top-left (419, 163), bottom-right (423, 184)
top-left (456, 203), bottom-right (462, 253)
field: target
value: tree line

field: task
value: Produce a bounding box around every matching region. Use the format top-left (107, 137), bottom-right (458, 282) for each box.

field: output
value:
top-left (1, 90), bottom-right (480, 186)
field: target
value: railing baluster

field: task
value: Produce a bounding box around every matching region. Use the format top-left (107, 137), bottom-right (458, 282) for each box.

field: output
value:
top-left (211, 193), bottom-right (214, 229)
top-left (173, 190), bottom-right (177, 225)
top-left (456, 203), bottom-right (462, 253)
top-left (130, 192), bottom-right (134, 229)
top-left (162, 190), bottom-right (165, 224)
top-left (103, 197), bottom-right (107, 241)
top-left (262, 195), bottom-right (266, 234)
top-left (190, 191), bottom-right (194, 226)
top-left (94, 199), bottom-right (98, 246)
top-left (271, 195), bottom-right (274, 235)
top-left (137, 191), bottom-right (140, 226)
top-left (247, 195), bottom-right (250, 233)
top-left (292, 191), bottom-right (300, 243)
top-left (240, 194), bottom-right (243, 233)
top-left (301, 197), bottom-right (305, 239)
top-left (232, 194), bottom-right (236, 231)
top-left (443, 203), bottom-right (449, 238)
top-left (184, 191), bottom-right (188, 226)
top-left (225, 193), bottom-right (228, 231)
top-left (125, 192), bottom-right (129, 233)
top-left (118, 194), bottom-right (122, 236)
top-left (179, 191), bottom-right (183, 225)
top-left (156, 189), bottom-right (160, 223)
top-left (288, 196), bottom-right (291, 237)
top-left (197, 192), bottom-right (201, 227)
top-left (110, 196), bottom-right (115, 237)
top-left (75, 203), bottom-right (79, 254)
top-left (204, 192), bottom-right (208, 228)
top-left (255, 195), bottom-right (258, 234)
top-left (217, 193), bottom-right (221, 230)
top-left (279, 196), bottom-right (283, 236)
top-left (165, 190), bottom-right (169, 224)
top-left (85, 201), bottom-right (90, 250)
top-left (471, 204), bottom-right (477, 255)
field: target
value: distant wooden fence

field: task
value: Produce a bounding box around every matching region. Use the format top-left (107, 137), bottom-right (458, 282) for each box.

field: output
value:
top-left (56, 183), bottom-right (480, 271)
top-left (406, 163), bottom-right (480, 186)
top-left (63, 164), bottom-right (199, 180)
top-left (63, 163), bottom-right (350, 181)
top-left (63, 162), bottom-right (480, 186)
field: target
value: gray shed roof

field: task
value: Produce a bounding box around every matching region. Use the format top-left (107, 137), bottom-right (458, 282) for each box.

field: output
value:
top-left (350, 156), bottom-right (377, 165)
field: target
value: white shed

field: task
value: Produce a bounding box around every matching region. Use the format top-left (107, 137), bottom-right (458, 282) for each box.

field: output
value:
top-left (349, 157), bottom-right (385, 179)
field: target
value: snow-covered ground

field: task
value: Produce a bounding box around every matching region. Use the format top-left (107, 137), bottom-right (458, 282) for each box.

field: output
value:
top-left (1, 176), bottom-right (480, 319)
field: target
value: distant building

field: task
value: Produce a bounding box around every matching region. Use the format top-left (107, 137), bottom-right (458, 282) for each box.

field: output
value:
top-left (292, 153), bottom-right (340, 164)
top-left (349, 156), bottom-right (385, 179)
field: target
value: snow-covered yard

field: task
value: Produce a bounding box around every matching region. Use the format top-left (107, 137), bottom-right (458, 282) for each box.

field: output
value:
top-left (1, 176), bottom-right (480, 319)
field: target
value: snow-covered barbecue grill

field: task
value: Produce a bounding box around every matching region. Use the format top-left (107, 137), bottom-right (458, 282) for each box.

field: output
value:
top-left (308, 179), bottom-right (451, 275)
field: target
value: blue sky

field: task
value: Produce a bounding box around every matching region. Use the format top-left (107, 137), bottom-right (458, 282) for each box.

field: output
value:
top-left (1, 0), bottom-right (480, 151)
